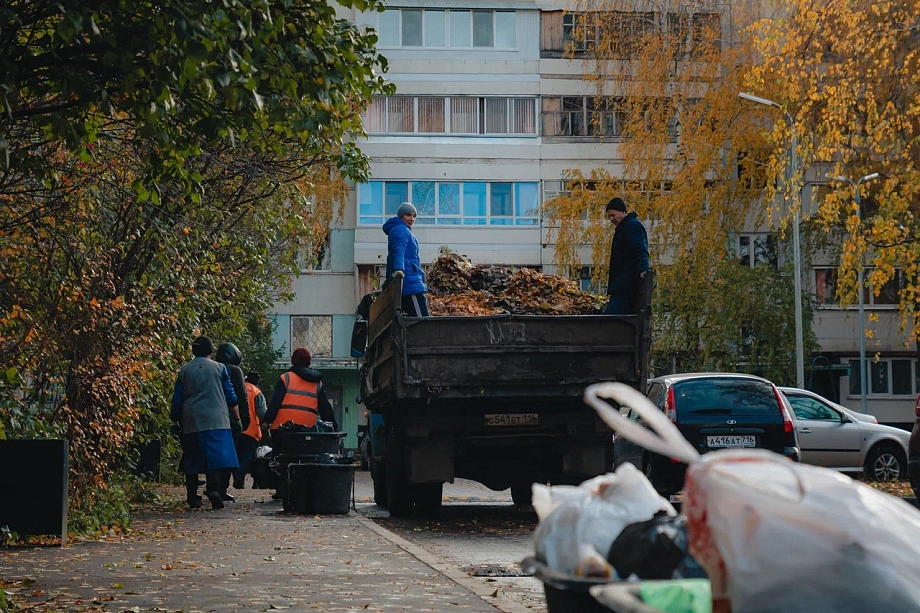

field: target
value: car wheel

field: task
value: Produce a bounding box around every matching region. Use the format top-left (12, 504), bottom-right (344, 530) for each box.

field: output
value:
top-left (644, 454), bottom-right (677, 497)
top-left (866, 444), bottom-right (905, 482)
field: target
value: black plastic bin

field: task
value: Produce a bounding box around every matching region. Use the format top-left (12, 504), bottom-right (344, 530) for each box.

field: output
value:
top-left (285, 462), bottom-right (357, 514)
top-left (253, 456), bottom-right (280, 489)
top-left (521, 556), bottom-right (617, 613)
top-left (280, 432), bottom-right (346, 457)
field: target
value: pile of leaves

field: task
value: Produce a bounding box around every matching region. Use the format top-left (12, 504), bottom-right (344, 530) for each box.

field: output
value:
top-left (426, 253), bottom-right (606, 316)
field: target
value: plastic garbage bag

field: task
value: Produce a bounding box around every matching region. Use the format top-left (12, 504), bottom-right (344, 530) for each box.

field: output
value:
top-left (534, 462), bottom-right (676, 577)
top-left (585, 382), bottom-right (920, 613)
top-left (255, 446), bottom-right (273, 459)
top-left (608, 513), bottom-right (707, 580)
top-left (591, 579), bottom-right (712, 613)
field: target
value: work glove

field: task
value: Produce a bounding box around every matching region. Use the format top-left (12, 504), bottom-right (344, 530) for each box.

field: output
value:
top-left (393, 270), bottom-right (405, 279)
top-left (231, 419), bottom-right (243, 437)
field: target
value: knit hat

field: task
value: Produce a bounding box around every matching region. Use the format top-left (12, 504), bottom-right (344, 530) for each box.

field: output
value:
top-left (606, 197), bottom-right (627, 212)
top-left (291, 347), bottom-right (312, 367)
top-left (215, 342), bottom-right (242, 366)
top-left (192, 336), bottom-right (214, 357)
top-left (396, 202), bottom-right (417, 217)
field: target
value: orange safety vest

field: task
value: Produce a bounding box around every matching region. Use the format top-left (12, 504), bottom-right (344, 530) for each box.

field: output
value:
top-left (243, 382), bottom-right (262, 440)
top-left (270, 372), bottom-right (319, 430)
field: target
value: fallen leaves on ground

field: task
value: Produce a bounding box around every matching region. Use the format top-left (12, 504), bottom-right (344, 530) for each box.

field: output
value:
top-left (864, 479), bottom-right (915, 498)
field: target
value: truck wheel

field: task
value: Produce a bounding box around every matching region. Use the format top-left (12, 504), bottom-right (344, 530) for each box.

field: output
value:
top-left (414, 483), bottom-right (443, 517)
top-left (644, 454), bottom-right (677, 497)
top-left (511, 483), bottom-right (533, 506)
top-left (371, 458), bottom-right (388, 507)
top-left (386, 431), bottom-right (414, 518)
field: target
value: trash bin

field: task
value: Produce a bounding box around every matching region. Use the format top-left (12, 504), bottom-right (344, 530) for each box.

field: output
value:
top-left (280, 432), bottom-right (346, 457)
top-left (521, 556), bottom-right (616, 613)
top-left (285, 462), bottom-right (357, 514)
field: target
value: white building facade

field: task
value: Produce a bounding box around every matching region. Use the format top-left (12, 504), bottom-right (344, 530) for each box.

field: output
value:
top-left (270, 1), bottom-right (918, 444)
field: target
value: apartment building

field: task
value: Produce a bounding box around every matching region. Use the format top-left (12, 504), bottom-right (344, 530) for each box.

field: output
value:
top-left (269, 1), bottom-right (918, 444)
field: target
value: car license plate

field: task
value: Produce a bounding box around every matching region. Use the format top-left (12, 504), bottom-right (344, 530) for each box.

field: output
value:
top-left (707, 435), bottom-right (756, 448)
top-left (485, 413), bottom-right (539, 427)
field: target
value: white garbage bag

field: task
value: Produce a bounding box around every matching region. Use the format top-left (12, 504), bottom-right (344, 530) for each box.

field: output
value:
top-left (534, 461), bottom-right (676, 577)
top-left (585, 382), bottom-right (920, 613)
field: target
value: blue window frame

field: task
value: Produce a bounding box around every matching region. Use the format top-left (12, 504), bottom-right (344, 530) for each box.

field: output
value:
top-left (357, 180), bottom-right (538, 226)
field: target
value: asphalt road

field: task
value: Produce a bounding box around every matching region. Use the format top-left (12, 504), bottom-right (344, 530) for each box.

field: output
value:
top-left (352, 470), bottom-right (548, 612)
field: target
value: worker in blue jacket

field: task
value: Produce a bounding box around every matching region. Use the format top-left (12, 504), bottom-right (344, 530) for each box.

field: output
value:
top-left (171, 336), bottom-right (241, 509)
top-left (383, 202), bottom-right (430, 317)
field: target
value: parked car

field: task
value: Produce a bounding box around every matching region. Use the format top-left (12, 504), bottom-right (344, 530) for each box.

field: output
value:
top-left (613, 373), bottom-right (800, 497)
top-left (779, 387), bottom-right (909, 481)
top-left (909, 394), bottom-right (920, 497)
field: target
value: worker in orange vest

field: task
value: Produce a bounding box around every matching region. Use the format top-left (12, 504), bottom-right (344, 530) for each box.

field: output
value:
top-left (263, 347), bottom-right (339, 447)
top-left (232, 371), bottom-right (267, 490)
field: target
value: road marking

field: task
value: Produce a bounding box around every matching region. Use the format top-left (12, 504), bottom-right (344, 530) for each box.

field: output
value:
top-left (352, 513), bottom-right (536, 613)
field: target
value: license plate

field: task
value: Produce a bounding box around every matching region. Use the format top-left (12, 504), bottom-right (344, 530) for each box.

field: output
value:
top-left (485, 413), bottom-right (539, 427)
top-left (707, 435), bottom-right (756, 448)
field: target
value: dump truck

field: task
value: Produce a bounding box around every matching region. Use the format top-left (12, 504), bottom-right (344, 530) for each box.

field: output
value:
top-left (355, 274), bottom-right (653, 517)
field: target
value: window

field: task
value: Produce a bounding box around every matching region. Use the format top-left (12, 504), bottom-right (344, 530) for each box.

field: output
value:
top-left (473, 11), bottom-right (493, 47)
top-left (850, 358), bottom-right (918, 396)
top-left (290, 316), bottom-right (333, 359)
top-left (490, 183), bottom-right (513, 223)
top-left (378, 10), bottom-right (400, 46)
top-left (424, 10), bottom-right (446, 47)
top-left (358, 180), bottom-right (540, 226)
top-left (363, 96), bottom-right (537, 136)
top-left (868, 269), bottom-right (902, 305)
top-left (579, 266), bottom-right (604, 293)
top-left (380, 9), bottom-right (515, 48)
top-left (736, 234), bottom-right (777, 269)
top-left (787, 396), bottom-right (841, 421)
top-left (450, 11), bottom-right (472, 47)
top-left (418, 98), bottom-right (446, 133)
top-left (541, 96), bottom-right (634, 139)
top-left (401, 10), bottom-right (423, 46)
top-left (495, 12), bottom-right (516, 48)
top-left (815, 267), bottom-right (903, 308)
top-left (815, 268), bottom-right (838, 305)
top-left (562, 11), bottom-right (719, 57)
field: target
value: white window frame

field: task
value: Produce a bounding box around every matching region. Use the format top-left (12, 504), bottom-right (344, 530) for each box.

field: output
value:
top-left (377, 9), bottom-right (516, 49)
top-left (848, 357), bottom-right (918, 398)
top-left (364, 96), bottom-right (538, 136)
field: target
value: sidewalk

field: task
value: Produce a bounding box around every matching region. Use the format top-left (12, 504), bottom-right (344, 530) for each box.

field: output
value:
top-left (0, 485), bottom-right (509, 613)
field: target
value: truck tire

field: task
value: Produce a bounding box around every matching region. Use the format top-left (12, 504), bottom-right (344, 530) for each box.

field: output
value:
top-left (644, 454), bottom-right (677, 498)
top-left (511, 483), bottom-right (533, 507)
top-left (414, 483), bottom-right (443, 517)
top-left (386, 430), bottom-right (414, 518)
top-left (371, 458), bottom-right (388, 507)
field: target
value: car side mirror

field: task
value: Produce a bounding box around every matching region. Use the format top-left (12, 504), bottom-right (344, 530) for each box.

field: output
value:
top-left (839, 414), bottom-right (850, 424)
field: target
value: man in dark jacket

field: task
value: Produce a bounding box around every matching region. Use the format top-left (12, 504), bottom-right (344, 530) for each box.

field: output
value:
top-left (215, 342), bottom-right (249, 498)
top-left (605, 197), bottom-right (651, 315)
top-left (171, 336), bottom-right (241, 509)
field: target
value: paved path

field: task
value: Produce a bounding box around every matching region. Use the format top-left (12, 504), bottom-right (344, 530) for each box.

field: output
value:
top-left (0, 483), bottom-right (522, 613)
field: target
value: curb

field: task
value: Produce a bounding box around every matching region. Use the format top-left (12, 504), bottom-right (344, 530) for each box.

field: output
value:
top-left (353, 513), bottom-right (536, 613)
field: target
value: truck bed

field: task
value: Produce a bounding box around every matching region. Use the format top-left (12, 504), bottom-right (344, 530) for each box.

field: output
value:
top-left (362, 280), bottom-right (651, 406)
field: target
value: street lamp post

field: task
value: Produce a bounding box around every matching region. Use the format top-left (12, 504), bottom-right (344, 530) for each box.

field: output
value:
top-left (834, 172), bottom-right (880, 414)
top-left (739, 92), bottom-right (805, 388)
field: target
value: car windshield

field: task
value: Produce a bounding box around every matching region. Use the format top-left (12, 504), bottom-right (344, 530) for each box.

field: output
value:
top-left (673, 378), bottom-right (779, 416)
